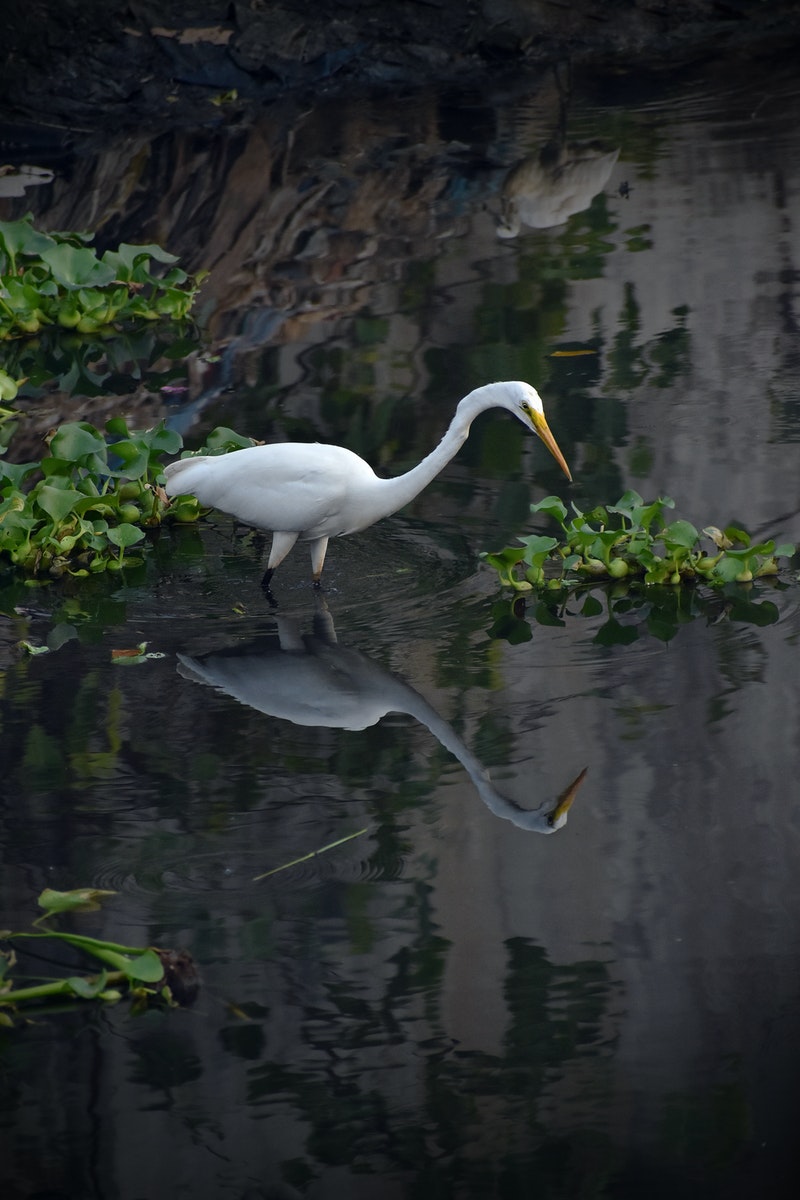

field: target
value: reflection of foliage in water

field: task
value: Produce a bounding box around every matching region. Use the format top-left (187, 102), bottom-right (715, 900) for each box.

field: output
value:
top-left (0, 324), bottom-right (199, 399)
top-left (235, 892), bottom-right (618, 1190)
top-left (242, 926), bottom-right (616, 1194)
top-left (487, 582), bottom-right (785, 649)
top-left (605, 285), bottom-right (691, 394)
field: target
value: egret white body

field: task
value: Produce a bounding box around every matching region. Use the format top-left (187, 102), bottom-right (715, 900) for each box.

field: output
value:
top-left (163, 380), bottom-right (571, 585)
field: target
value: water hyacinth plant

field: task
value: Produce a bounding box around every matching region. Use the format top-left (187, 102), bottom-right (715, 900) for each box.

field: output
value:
top-left (482, 491), bottom-right (796, 592)
top-left (0, 417), bottom-right (255, 580)
top-left (0, 214), bottom-right (204, 341)
top-left (0, 888), bottom-right (198, 1023)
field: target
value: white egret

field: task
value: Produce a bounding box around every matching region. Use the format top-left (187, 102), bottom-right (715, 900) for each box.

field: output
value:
top-left (176, 604), bottom-right (586, 833)
top-left (163, 380), bottom-right (571, 587)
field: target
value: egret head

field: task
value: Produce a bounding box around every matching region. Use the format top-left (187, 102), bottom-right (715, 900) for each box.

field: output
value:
top-left (504, 381), bottom-right (572, 482)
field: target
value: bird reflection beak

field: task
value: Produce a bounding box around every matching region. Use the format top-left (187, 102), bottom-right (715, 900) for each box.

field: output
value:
top-left (547, 766), bottom-right (588, 827)
top-left (530, 410), bottom-right (572, 482)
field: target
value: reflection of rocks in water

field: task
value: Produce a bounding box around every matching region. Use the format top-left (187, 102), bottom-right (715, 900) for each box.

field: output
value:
top-left (6, 97), bottom-right (456, 349)
top-left (497, 141), bottom-right (619, 236)
top-left (177, 603), bottom-right (586, 834)
top-left (0, 93), bottom-right (481, 432)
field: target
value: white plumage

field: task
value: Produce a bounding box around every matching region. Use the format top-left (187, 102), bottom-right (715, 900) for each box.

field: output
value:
top-left (164, 380), bottom-right (571, 586)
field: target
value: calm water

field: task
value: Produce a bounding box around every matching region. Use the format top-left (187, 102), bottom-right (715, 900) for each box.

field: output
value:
top-left (2, 50), bottom-right (800, 1200)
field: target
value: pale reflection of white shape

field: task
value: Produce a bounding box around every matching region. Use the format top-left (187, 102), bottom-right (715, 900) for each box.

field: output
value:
top-left (177, 605), bottom-right (585, 834)
top-left (0, 164), bottom-right (55, 197)
top-left (497, 143), bottom-right (620, 237)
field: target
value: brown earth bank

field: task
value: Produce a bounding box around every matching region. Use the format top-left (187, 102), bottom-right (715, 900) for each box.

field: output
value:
top-left (2, 0), bottom-right (800, 137)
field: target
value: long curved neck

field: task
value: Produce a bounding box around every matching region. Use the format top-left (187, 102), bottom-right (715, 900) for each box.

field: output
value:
top-left (370, 384), bottom-right (505, 519)
top-left (390, 679), bottom-right (556, 833)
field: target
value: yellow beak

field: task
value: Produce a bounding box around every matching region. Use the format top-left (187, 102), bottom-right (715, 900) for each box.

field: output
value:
top-left (531, 410), bottom-right (572, 482)
top-left (548, 766), bottom-right (588, 826)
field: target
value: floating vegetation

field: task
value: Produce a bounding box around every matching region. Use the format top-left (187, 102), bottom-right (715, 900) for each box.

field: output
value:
top-left (0, 214), bottom-right (204, 342)
top-left (0, 888), bottom-right (198, 1025)
top-left (0, 415), bottom-right (254, 580)
top-left (482, 491), bottom-right (796, 592)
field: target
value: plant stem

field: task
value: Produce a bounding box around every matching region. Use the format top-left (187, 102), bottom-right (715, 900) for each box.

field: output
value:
top-left (253, 827), bottom-right (368, 881)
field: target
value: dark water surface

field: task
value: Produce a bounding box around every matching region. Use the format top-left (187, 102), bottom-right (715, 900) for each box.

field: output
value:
top-left (2, 50), bottom-right (800, 1200)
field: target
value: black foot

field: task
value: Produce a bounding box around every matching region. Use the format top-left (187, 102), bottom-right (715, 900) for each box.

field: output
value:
top-left (260, 569), bottom-right (278, 607)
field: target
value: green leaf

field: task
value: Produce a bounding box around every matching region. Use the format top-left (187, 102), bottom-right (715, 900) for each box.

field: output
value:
top-left (517, 534), bottom-right (558, 566)
top-left (663, 519), bottom-right (699, 549)
top-left (67, 971), bottom-right (109, 999)
top-left (723, 525), bottom-right (750, 547)
top-left (140, 423), bottom-right (182, 456)
top-left (710, 556), bottom-right (747, 583)
top-left (120, 948), bottom-right (165, 983)
top-left (48, 422), bottom-right (107, 464)
top-left (482, 546), bottom-right (526, 569)
top-left (105, 243), bottom-right (179, 274)
top-left (107, 439), bottom-right (149, 478)
top-left (201, 426), bottom-right (257, 454)
top-left (607, 490), bottom-right (645, 522)
top-left (39, 242), bottom-right (117, 290)
top-left (37, 887), bottom-right (116, 917)
top-left (529, 495), bottom-right (568, 525)
top-left (0, 215), bottom-right (55, 269)
top-left (18, 640), bottom-right (51, 655)
top-left (105, 416), bottom-right (131, 439)
top-left (35, 483), bottom-right (83, 523)
top-left (0, 460), bottom-right (38, 488)
top-left (107, 523), bottom-right (145, 549)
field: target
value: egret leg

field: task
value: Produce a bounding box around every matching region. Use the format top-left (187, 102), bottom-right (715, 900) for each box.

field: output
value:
top-left (309, 536), bottom-right (329, 586)
top-left (260, 531), bottom-right (300, 593)
top-left (262, 564), bottom-right (278, 597)
top-left (266, 531), bottom-right (300, 572)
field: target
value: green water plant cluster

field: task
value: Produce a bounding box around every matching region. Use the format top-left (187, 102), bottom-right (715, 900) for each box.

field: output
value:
top-left (0, 214), bottom-right (203, 341)
top-left (0, 416), bottom-right (254, 580)
top-left (0, 888), bottom-right (198, 1024)
top-left (482, 491), bottom-right (795, 592)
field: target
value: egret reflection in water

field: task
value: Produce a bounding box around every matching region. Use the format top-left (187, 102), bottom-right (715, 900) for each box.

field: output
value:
top-left (177, 604), bottom-right (586, 833)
